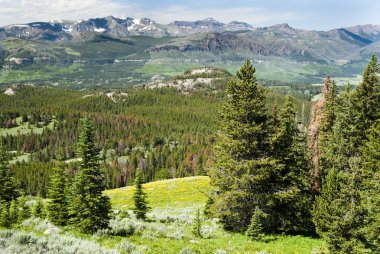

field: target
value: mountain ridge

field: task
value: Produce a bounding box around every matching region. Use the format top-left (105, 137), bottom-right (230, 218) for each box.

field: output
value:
top-left (2, 16), bottom-right (378, 41)
top-left (1, 16), bottom-right (380, 86)
top-left (0, 16), bottom-right (256, 40)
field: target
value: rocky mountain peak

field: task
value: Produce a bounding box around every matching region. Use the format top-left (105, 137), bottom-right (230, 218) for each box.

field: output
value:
top-left (272, 23), bottom-right (294, 30)
top-left (226, 21), bottom-right (254, 31)
top-left (201, 18), bottom-right (222, 24)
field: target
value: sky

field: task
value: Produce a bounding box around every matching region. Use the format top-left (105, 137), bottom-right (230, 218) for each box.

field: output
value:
top-left (0, 0), bottom-right (379, 30)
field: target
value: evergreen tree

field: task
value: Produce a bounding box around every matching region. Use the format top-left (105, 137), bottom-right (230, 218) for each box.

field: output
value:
top-left (316, 165), bottom-right (368, 253)
top-left (0, 202), bottom-right (11, 228)
top-left (0, 140), bottom-right (18, 227)
top-left (18, 196), bottom-right (31, 222)
top-left (209, 60), bottom-right (277, 231)
top-left (0, 140), bottom-right (17, 203)
top-left (361, 121), bottom-right (380, 251)
top-left (68, 118), bottom-right (111, 233)
top-left (0, 198), bottom-right (18, 228)
top-left (352, 54), bottom-right (380, 140)
top-left (210, 61), bottom-right (312, 233)
top-left (246, 207), bottom-right (265, 241)
top-left (9, 199), bottom-right (18, 227)
top-left (270, 96), bottom-right (313, 233)
top-left (47, 149), bottom-right (69, 226)
top-left (313, 168), bottom-right (342, 237)
top-left (77, 118), bottom-right (99, 170)
top-left (314, 85), bottom-right (363, 252)
top-left (314, 57), bottom-right (380, 253)
top-left (318, 80), bottom-right (339, 176)
top-left (192, 208), bottom-right (203, 238)
top-left (33, 196), bottom-right (46, 218)
top-left (133, 169), bottom-right (149, 220)
top-left (322, 84), bottom-right (357, 173)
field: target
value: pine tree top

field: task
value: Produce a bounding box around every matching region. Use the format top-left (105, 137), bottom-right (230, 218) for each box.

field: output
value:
top-left (77, 117), bottom-right (99, 169)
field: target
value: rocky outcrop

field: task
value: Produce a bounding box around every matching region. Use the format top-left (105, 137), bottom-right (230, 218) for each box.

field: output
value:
top-left (8, 57), bottom-right (33, 65)
top-left (150, 32), bottom-right (267, 54)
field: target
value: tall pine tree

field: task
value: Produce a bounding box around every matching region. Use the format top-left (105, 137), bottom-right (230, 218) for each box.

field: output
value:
top-left (352, 54), bottom-right (380, 140)
top-left (68, 118), bottom-right (111, 233)
top-left (318, 79), bottom-right (339, 182)
top-left (361, 121), bottom-right (380, 252)
top-left (133, 169), bottom-right (150, 220)
top-left (47, 149), bottom-right (69, 226)
top-left (0, 140), bottom-right (17, 203)
top-left (270, 96), bottom-right (313, 233)
top-left (209, 59), bottom-right (273, 231)
top-left (314, 56), bottom-right (380, 253)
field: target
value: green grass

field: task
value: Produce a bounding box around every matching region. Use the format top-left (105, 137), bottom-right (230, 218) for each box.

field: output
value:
top-left (103, 176), bottom-right (326, 254)
top-left (105, 176), bottom-right (212, 210)
top-left (0, 117), bottom-right (55, 136)
top-left (64, 47), bottom-right (81, 56)
top-left (125, 233), bottom-right (326, 254)
top-left (9, 153), bottom-right (30, 164)
top-left (0, 64), bottom-right (82, 83)
top-left (0, 177), bottom-right (326, 253)
top-left (137, 62), bottom-right (202, 77)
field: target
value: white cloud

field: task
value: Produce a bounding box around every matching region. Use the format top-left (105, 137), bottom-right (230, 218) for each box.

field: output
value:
top-left (0, 0), bottom-right (135, 26)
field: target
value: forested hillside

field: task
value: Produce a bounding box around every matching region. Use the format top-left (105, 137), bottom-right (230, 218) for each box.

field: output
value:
top-left (0, 69), bottom-right (312, 197)
top-left (0, 56), bottom-right (378, 253)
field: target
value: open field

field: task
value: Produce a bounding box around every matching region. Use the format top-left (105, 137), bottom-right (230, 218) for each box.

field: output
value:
top-left (103, 176), bottom-right (326, 254)
top-left (105, 176), bottom-right (212, 210)
top-left (0, 117), bottom-right (55, 136)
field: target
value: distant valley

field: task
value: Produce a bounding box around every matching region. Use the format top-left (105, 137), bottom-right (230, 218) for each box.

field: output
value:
top-left (0, 16), bottom-right (379, 87)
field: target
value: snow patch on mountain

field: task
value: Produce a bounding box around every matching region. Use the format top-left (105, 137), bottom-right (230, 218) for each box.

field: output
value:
top-left (94, 27), bottom-right (106, 33)
top-left (62, 26), bottom-right (73, 33)
top-left (10, 25), bottom-right (29, 28)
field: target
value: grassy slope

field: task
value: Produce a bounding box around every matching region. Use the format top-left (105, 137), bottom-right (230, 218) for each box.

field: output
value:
top-left (1, 117), bottom-right (55, 136)
top-left (105, 176), bottom-right (212, 210)
top-left (104, 176), bottom-right (326, 254)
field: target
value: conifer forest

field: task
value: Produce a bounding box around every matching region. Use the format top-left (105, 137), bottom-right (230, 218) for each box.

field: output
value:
top-left (0, 55), bottom-right (379, 253)
top-left (0, 9), bottom-right (379, 251)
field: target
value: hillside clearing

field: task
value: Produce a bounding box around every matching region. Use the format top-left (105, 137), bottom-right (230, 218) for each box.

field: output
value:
top-left (105, 176), bottom-right (212, 210)
top-left (102, 176), bottom-right (326, 254)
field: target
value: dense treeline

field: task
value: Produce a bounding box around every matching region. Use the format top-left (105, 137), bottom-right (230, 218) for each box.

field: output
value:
top-left (0, 119), bottom-right (111, 233)
top-left (1, 88), bottom-right (220, 195)
top-left (1, 79), bottom-right (311, 196)
top-left (313, 55), bottom-right (380, 253)
top-left (208, 56), bottom-right (380, 253)
top-left (208, 60), bottom-right (313, 235)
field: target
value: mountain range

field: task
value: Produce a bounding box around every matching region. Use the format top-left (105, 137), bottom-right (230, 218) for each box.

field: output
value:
top-left (0, 16), bottom-right (380, 86)
top-left (0, 16), bottom-right (255, 40)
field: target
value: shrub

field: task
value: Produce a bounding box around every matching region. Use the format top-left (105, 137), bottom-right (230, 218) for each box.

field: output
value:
top-left (0, 229), bottom-right (119, 254)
